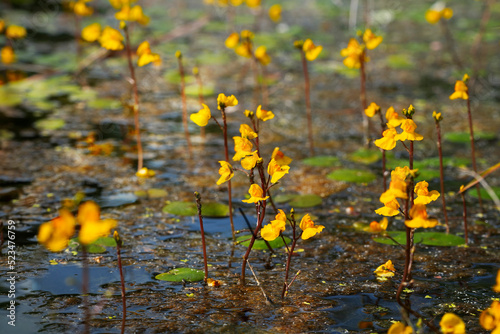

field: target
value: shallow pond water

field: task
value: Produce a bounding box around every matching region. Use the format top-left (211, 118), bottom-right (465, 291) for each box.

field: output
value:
top-left (1, 0), bottom-right (500, 333)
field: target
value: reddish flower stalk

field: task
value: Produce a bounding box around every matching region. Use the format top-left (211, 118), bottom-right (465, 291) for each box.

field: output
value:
top-left (114, 232), bottom-right (126, 334)
top-left (466, 98), bottom-right (483, 210)
top-left (220, 107), bottom-right (235, 241)
top-left (359, 49), bottom-right (369, 146)
top-left (300, 50), bottom-right (315, 156)
top-left (177, 52), bottom-right (192, 156)
top-left (434, 115), bottom-right (450, 233)
top-left (461, 189), bottom-right (469, 245)
top-left (193, 68), bottom-right (206, 141)
top-left (194, 192), bottom-right (209, 282)
top-left (281, 211), bottom-right (299, 299)
top-left (123, 26), bottom-right (143, 172)
top-left (377, 110), bottom-right (387, 191)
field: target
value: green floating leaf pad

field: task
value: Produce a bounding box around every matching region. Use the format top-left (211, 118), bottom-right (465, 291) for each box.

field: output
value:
top-left (34, 119), bottom-right (65, 131)
top-left (87, 98), bottom-right (122, 110)
top-left (288, 194), bottom-right (323, 208)
top-left (147, 188), bottom-right (168, 198)
top-left (273, 194), bottom-right (298, 204)
top-left (69, 236), bottom-right (117, 254)
top-left (444, 131), bottom-right (497, 144)
top-left (162, 201), bottom-right (197, 216)
top-left (347, 148), bottom-right (381, 165)
top-left (373, 231), bottom-right (465, 247)
top-left (327, 169), bottom-right (376, 183)
top-left (468, 186), bottom-right (500, 201)
top-left (301, 155), bottom-right (341, 167)
top-left (185, 84), bottom-right (214, 97)
top-left (387, 54), bottom-right (413, 70)
top-left (155, 268), bottom-right (205, 282)
top-left (201, 202), bottom-right (230, 217)
top-left (236, 235), bottom-right (291, 250)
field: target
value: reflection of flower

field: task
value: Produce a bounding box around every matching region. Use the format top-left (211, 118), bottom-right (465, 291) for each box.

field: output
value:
top-left (494, 269), bottom-right (500, 293)
top-left (78, 201), bottom-right (117, 245)
top-left (38, 209), bottom-right (76, 252)
top-left (299, 214), bottom-right (324, 240)
top-left (81, 22), bottom-right (101, 42)
top-left (374, 260), bottom-right (395, 278)
top-left (1, 46), bottom-right (15, 64)
top-left (367, 217), bottom-right (388, 233)
top-left (405, 204), bottom-right (438, 228)
top-left (190, 104), bottom-right (211, 127)
top-left (136, 167), bottom-right (155, 178)
top-left (440, 313), bottom-right (465, 334)
top-left (242, 184), bottom-right (269, 203)
top-left (216, 161), bottom-right (234, 185)
top-left (388, 322), bottom-right (413, 334)
top-left (261, 209), bottom-right (287, 241)
top-left (414, 181), bottom-right (440, 205)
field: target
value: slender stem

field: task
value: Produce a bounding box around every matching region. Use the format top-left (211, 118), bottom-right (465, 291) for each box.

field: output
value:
top-left (435, 121), bottom-right (449, 233)
top-left (123, 26), bottom-right (143, 172)
top-left (300, 51), bottom-right (315, 156)
top-left (82, 245), bottom-right (90, 334)
top-left (194, 70), bottom-right (206, 140)
top-left (377, 110), bottom-right (387, 191)
top-left (466, 98), bottom-right (483, 211)
top-left (281, 237), bottom-right (298, 299)
top-left (195, 192), bottom-right (208, 282)
top-left (240, 201), bottom-right (267, 285)
top-left (360, 50), bottom-right (369, 146)
top-left (178, 55), bottom-right (192, 155)
top-left (115, 238), bottom-right (126, 334)
top-left (461, 191), bottom-right (468, 245)
top-left (220, 108), bottom-right (235, 240)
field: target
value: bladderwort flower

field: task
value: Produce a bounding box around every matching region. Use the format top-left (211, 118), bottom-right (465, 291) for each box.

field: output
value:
top-left (78, 201), bottom-right (117, 245)
top-left (449, 74), bottom-right (469, 100)
top-left (268, 4), bottom-right (282, 22)
top-left (242, 184), bottom-right (269, 203)
top-left (386, 106), bottom-right (403, 128)
top-left (299, 214), bottom-right (324, 240)
top-left (115, 4), bottom-right (150, 25)
top-left (364, 102), bottom-right (380, 118)
top-left (71, 0), bottom-right (94, 16)
top-left (374, 260), bottom-right (395, 278)
top-left (425, 4), bottom-right (453, 25)
top-left (136, 40), bottom-right (161, 67)
top-left (255, 105), bottom-right (274, 121)
top-left (395, 118), bottom-right (424, 141)
top-left (405, 204), bottom-right (438, 229)
top-left (388, 322), bottom-right (413, 334)
top-left (272, 147), bottom-right (292, 166)
top-left (254, 45), bottom-right (271, 66)
top-left (440, 313), bottom-right (466, 334)
top-left (216, 161), bottom-right (234, 185)
top-left (81, 22), bottom-right (101, 42)
top-left (340, 38), bottom-right (364, 69)
top-left (414, 181), bottom-right (440, 205)
top-left (1, 46), bottom-right (15, 64)
top-left (267, 158), bottom-right (290, 184)
top-left (241, 151), bottom-right (261, 170)
top-left (190, 103), bottom-right (211, 127)
top-left (374, 127), bottom-right (398, 151)
top-left (362, 28), bottom-right (383, 50)
top-left (5, 25), bottom-right (27, 39)
top-left (302, 38), bottom-right (323, 61)
top-left (239, 124), bottom-right (258, 139)
top-left (232, 136), bottom-right (255, 161)
top-left (38, 209), bottom-right (76, 252)
top-left (261, 209), bottom-right (287, 241)
top-left (217, 93), bottom-right (238, 110)
top-left (98, 26), bottom-right (124, 50)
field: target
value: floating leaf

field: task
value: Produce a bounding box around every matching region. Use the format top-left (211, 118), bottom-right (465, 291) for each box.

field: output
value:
top-left (201, 202), bottom-right (229, 217)
top-left (273, 194), bottom-right (298, 204)
top-left (373, 231), bottom-right (464, 246)
top-left (301, 155), bottom-right (341, 167)
top-left (327, 169), bottom-right (376, 183)
top-left (236, 235), bottom-right (291, 250)
top-left (444, 131), bottom-right (497, 144)
top-left (34, 118), bottom-right (65, 131)
top-left (185, 84), bottom-right (214, 97)
top-left (468, 186), bottom-right (500, 201)
top-left (387, 54), bottom-right (413, 69)
top-left (147, 188), bottom-right (168, 198)
top-left (87, 98), bottom-right (122, 110)
top-left (162, 201), bottom-right (197, 216)
top-left (288, 194), bottom-right (323, 208)
top-left (155, 268), bottom-right (204, 282)
top-left (347, 148), bottom-right (381, 164)
top-left (69, 236), bottom-right (117, 254)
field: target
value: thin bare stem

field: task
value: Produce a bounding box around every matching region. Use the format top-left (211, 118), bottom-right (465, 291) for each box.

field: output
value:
top-left (240, 201), bottom-right (267, 285)
top-left (194, 69), bottom-right (206, 140)
top-left (123, 26), bottom-right (143, 172)
top-left (114, 233), bottom-right (126, 334)
top-left (281, 236), bottom-right (298, 299)
top-left (195, 192), bottom-right (209, 282)
top-left (246, 260), bottom-right (273, 305)
top-left (360, 50), bottom-right (369, 146)
top-left (461, 190), bottom-right (468, 245)
top-left (177, 54), bottom-right (192, 156)
top-left (435, 120), bottom-right (450, 232)
top-left (466, 98), bottom-right (483, 211)
top-left (377, 110), bottom-right (387, 191)
top-left (221, 108), bottom-right (235, 241)
top-left (300, 51), bottom-right (315, 156)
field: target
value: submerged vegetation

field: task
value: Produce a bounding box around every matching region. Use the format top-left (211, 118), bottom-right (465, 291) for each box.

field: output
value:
top-left (0, 0), bottom-right (499, 333)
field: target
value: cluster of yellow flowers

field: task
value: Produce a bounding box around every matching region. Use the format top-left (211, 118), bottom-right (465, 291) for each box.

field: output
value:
top-left (340, 29), bottom-right (382, 69)
top-left (38, 201), bottom-right (117, 252)
top-left (373, 105), bottom-right (423, 151)
top-left (294, 38), bottom-right (323, 61)
top-left (68, 0), bottom-right (94, 16)
top-left (0, 19), bottom-right (27, 64)
top-left (225, 30), bottom-right (271, 65)
top-left (425, 4), bottom-right (453, 25)
top-left (204, 0), bottom-right (281, 22)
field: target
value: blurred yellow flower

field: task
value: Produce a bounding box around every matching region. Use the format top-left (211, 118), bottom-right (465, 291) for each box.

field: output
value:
top-left (480, 300), bottom-right (500, 332)
top-left (245, 0), bottom-right (261, 8)
top-left (364, 102), bottom-right (380, 118)
top-left (115, 5), bottom-right (150, 25)
top-left (5, 25), bottom-right (27, 39)
top-left (494, 269), bottom-right (500, 293)
top-left (216, 161), bottom-right (234, 185)
top-left (268, 4), bottom-right (282, 22)
top-left (255, 45), bottom-right (271, 65)
top-left (217, 93), bottom-right (238, 110)
top-left (38, 209), bottom-right (76, 252)
top-left (99, 26), bottom-right (124, 50)
top-left (256, 105), bottom-right (274, 121)
top-left (449, 78), bottom-right (469, 100)
top-left (300, 214), bottom-right (324, 240)
top-left (303, 38), bottom-right (322, 61)
top-left (272, 147), bottom-right (292, 166)
top-left (440, 313), bottom-right (465, 334)
top-left (374, 127), bottom-right (398, 151)
top-left (0, 19), bottom-right (5, 33)
top-left (414, 181), bottom-right (440, 205)
top-left (78, 201), bottom-right (117, 245)
top-left (362, 29), bottom-right (382, 50)
top-left (225, 32), bottom-right (239, 49)
top-left (405, 204), bottom-right (438, 228)
top-left (242, 184), bottom-right (269, 203)
top-left (1, 46), bottom-right (15, 64)
top-left (432, 111), bottom-right (443, 122)
top-left (137, 40), bottom-right (161, 66)
top-left (239, 124), bottom-right (258, 139)
top-left (235, 41), bottom-right (252, 58)
top-left (190, 103), bottom-right (211, 127)
top-left (367, 217), bottom-right (388, 233)
top-left (374, 259), bottom-right (395, 277)
top-left (426, 6), bottom-right (453, 24)
top-left (81, 22), bottom-right (101, 42)
top-left (73, 0), bottom-right (94, 16)
top-left (136, 167), bottom-right (155, 178)
top-left (261, 209), bottom-right (287, 241)
top-left (109, 0), bottom-right (137, 9)
top-left (388, 322), bottom-right (413, 334)
top-left (267, 158), bottom-right (290, 183)
top-left (340, 38), bottom-right (364, 69)
top-left (396, 119), bottom-right (424, 142)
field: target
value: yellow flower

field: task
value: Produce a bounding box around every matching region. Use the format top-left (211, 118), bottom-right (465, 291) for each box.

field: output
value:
top-left (414, 181), bottom-right (440, 205)
top-left (38, 209), bottom-right (76, 252)
top-left (426, 7), bottom-right (453, 24)
top-left (5, 25), bottom-right (27, 39)
top-left (235, 41), bottom-right (252, 58)
top-left (136, 167), bottom-right (155, 178)
top-left (267, 158), bottom-right (290, 183)
top-left (433, 111), bottom-right (443, 122)
top-left (255, 45), bottom-right (271, 65)
top-left (242, 184), bottom-right (269, 203)
top-left (190, 104), bottom-right (211, 127)
top-left (374, 127), bottom-right (398, 151)
top-left (367, 217), bottom-right (388, 233)
top-left (268, 4), bottom-right (282, 22)
top-left (109, 0), bottom-right (137, 9)
top-left (440, 313), bottom-right (466, 334)
top-left (272, 147), bottom-right (292, 166)
top-left (480, 300), bottom-right (500, 332)
top-left (494, 269), bottom-right (500, 293)
top-left (78, 201), bottom-right (117, 245)
top-left (239, 124), bottom-right (258, 139)
top-left (303, 38), bottom-right (322, 61)
top-left (216, 161), bottom-right (234, 185)
top-left (375, 199), bottom-right (400, 217)
top-left (379, 179), bottom-right (408, 204)
top-left (0, 19), bottom-right (5, 33)
top-left (255, 105), bottom-right (274, 121)
top-left (1, 46), bottom-right (15, 64)
top-left (299, 214), bottom-right (324, 240)
top-left (241, 151), bottom-right (261, 170)
top-left (396, 119), bottom-right (424, 141)
top-left (225, 32), bottom-right (239, 49)
top-left (388, 322), bottom-right (413, 334)
top-left (73, 0), bottom-right (94, 16)
top-left (232, 136), bottom-right (254, 161)
top-left (449, 79), bottom-right (469, 100)
top-left (115, 5), bottom-right (150, 25)
top-left (217, 93), bottom-right (238, 110)
top-left (405, 204), bottom-right (438, 229)
top-left (362, 29), bottom-right (382, 50)
top-left (261, 209), bottom-right (287, 241)
top-left (391, 166), bottom-right (418, 182)
top-left (98, 26), bottom-right (124, 51)
top-left (374, 260), bottom-right (395, 278)
top-left (240, 30), bottom-right (254, 40)
top-left (364, 102), bottom-right (380, 118)
top-left (137, 40), bottom-right (161, 67)
top-left (386, 106), bottom-right (403, 128)
top-left (230, 0), bottom-right (243, 5)
top-left (340, 38), bottom-right (364, 69)
top-left (245, 0), bottom-right (261, 8)
top-left (81, 22), bottom-right (101, 42)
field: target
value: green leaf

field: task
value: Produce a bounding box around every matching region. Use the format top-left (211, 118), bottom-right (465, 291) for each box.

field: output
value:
top-left (273, 194), bottom-right (298, 204)
top-left (236, 235), bottom-right (291, 250)
top-left (387, 54), bottom-right (413, 70)
top-left (162, 201), bottom-right (197, 216)
top-left (201, 202), bottom-right (229, 217)
top-left (288, 194), bottom-right (323, 208)
top-left (34, 118), bottom-right (65, 131)
top-left (155, 268), bottom-right (205, 282)
top-left (468, 186), bottom-right (500, 201)
top-left (327, 169), bottom-right (376, 183)
top-left (68, 236), bottom-right (116, 254)
top-left (147, 188), bottom-right (168, 198)
top-left (301, 155), bottom-right (341, 167)
top-left (184, 84), bottom-right (214, 97)
top-left (347, 148), bottom-right (381, 164)
top-left (373, 231), bottom-right (465, 246)
top-left (444, 131), bottom-right (497, 144)
top-left (87, 98), bottom-right (122, 110)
